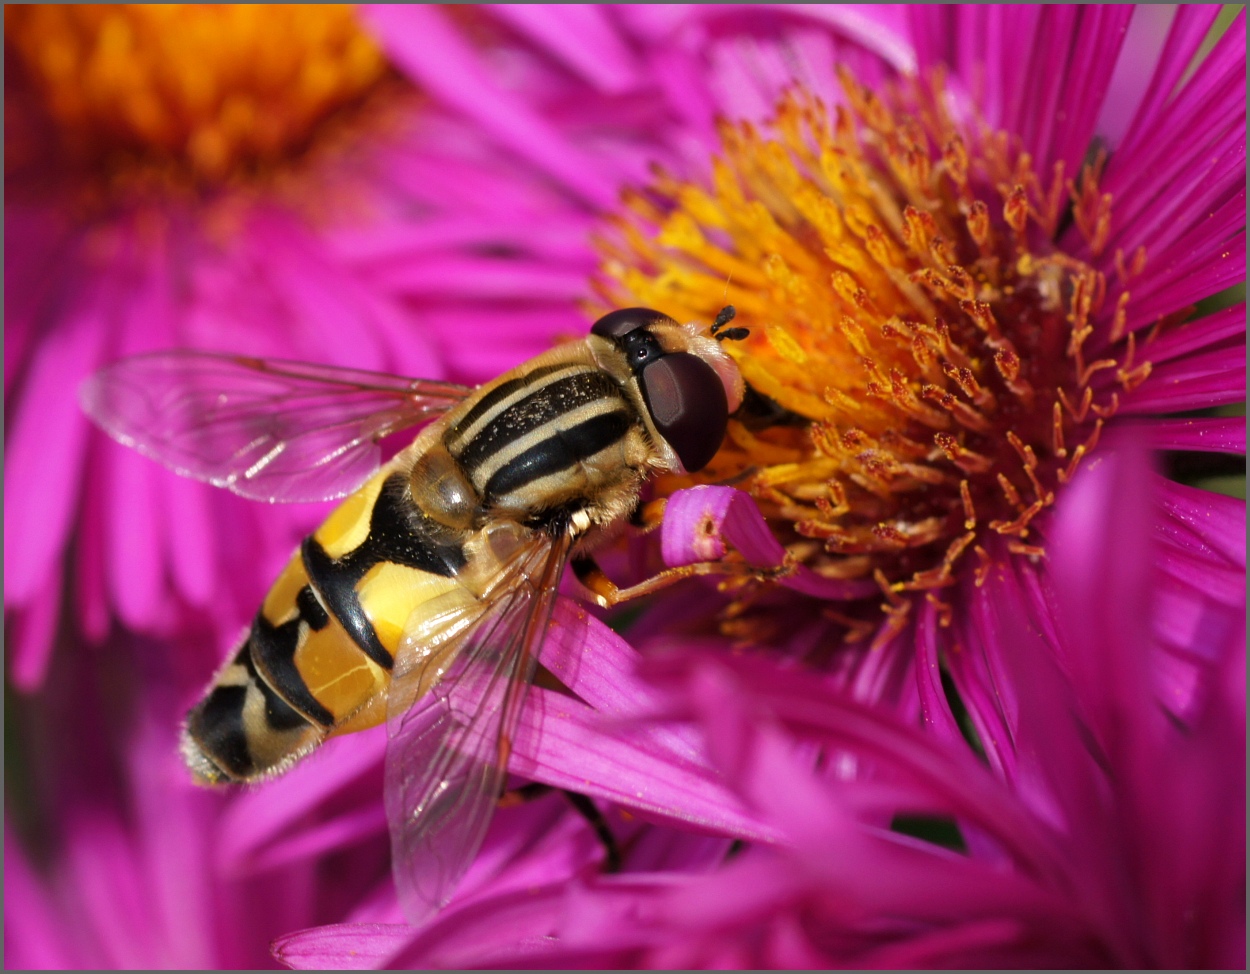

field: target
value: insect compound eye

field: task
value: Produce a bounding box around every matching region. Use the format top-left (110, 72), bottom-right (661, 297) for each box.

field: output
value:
top-left (590, 307), bottom-right (676, 340)
top-left (639, 353), bottom-right (729, 472)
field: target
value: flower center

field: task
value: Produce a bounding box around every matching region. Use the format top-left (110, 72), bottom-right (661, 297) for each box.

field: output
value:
top-left (5, 4), bottom-right (386, 182)
top-left (596, 72), bottom-right (1154, 613)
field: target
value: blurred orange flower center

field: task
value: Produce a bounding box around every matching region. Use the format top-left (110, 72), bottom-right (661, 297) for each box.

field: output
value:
top-left (597, 71), bottom-right (1154, 631)
top-left (6, 4), bottom-right (386, 181)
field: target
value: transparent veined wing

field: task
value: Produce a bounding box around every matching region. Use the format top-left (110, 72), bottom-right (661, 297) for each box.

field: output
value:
top-left (384, 525), bottom-right (575, 924)
top-left (80, 352), bottom-right (472, 503)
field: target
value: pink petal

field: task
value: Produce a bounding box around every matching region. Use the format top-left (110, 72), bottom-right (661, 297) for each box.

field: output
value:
top-left (161, 478), bottom-right (217, 609)
top-left (989, 6), bottom-right (1046, 137)
top-left (367, 255), bottom-right (588, 301)
top-left (1154, 474), bottom-right (1246, 568)
top-left (385, 881), bottom-right (581, 968)
top-left (5, 297), bottom-right (105, 606)
top-left (104, 449), bottom-right (165, 630)
top-left (624, 828), bottom-right (734, 874)
top-left (1156, 535), bottom-right (1247, 610)
top-left (787, 5), bottom-right (916, 71)
top-left (914, 598), bottom-right (967, 746)
top-left (272, 922), bottom-right (411, 971)
top-left (218, 729), bottom-right (386, 871)
top-left (1128, 416), bottom-right (1246, 454)
top-left (65, 810), bottom-right (159, 968)
top-left (947, 564), bottom-right (1024, 782)
top-left (328, 214), bottom-right (592, 264)
top-left (1113, 6), bottom-right (1222, 162)
top-left (1125, 230), bottom-right (1246, 330)
top-left (1125, 302), bottom-right (1244, 363)
top-left (242, 804), bottom-right (388, 874)
top-left (7, 567), bottom-right (61, 690)
top-left (644, 653), bottom-right (1058, 878)
top-left (447, 793), bottom-right (592, 906)
top-left (1117, 341), bottom-right (1246, 415)
top-left (540, 599), bottom-right (705, 762)
top-left (1020, 7), bottom-right (1134, 177)
top-left (661, 486), bottom-right (879, 600)
top-left (510, 686), bottom-right (779, 842)
top-left (245, 213), bottom-right (387, 372)
top-left (4, 821), bottom-right (82, 969)
top-left (1090, 5), bottom-right (1176, 149)
top-left (124, 720), bottom-right (221, 968)
top-left (1113, 162), bottom-right (1243, 267)
top-left (489, 6), bottom-right (642, 94)
top-left (75, 453), bottom-right (112, 642)
top-left (1103, 8), bottom-right (1245, 210)
top-left (363, 5), bottom-right (618, 208)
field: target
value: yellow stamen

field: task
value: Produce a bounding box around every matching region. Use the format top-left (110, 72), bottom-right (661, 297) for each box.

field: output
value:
top-left (6, 4), bottom-right (386, 182)
top-left (595, 71), bottom-right (1154, 618)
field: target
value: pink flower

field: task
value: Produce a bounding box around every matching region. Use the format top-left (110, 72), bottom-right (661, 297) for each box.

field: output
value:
top-left (274, 6), bottom-right (1240, 965)
top-left (4, 633), bottom-right (397, 969)
top-left (276, 441), bottom-right (1245, 968)
top-left (3, 5), bottom-right (595, 687)
top-left (349, 4), bottom-right (1244, 729)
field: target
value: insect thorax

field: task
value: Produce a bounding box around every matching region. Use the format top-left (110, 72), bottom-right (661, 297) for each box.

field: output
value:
top-left (433, 348), bottom-right (653, 534)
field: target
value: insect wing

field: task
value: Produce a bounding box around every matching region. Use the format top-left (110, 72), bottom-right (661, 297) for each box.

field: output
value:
top-left (80, 352), bottom-right (472, 503)
top-left (384, 529), bottom-right (573, 924)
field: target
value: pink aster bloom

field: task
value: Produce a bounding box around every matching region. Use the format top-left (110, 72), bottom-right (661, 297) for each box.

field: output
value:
top-left (269, 5), bottom-right (1241, 965)
top-left (353, 4), bottom-right (1244, 729)
top-left (275, 441), bottom-right (1245, 968)
top-left (4, 632), bottom-right (403, 969)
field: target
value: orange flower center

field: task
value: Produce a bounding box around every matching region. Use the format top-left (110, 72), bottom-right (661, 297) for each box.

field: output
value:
top-left (596, 71), bottom-right (1155, 628)
top-left (6, 4), bottom-right (387, 183)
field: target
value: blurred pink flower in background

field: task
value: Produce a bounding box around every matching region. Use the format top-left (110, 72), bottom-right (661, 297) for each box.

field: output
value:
top-left (3, 4), bottom-right (602, 688)
top-left (5, 4), bottom-right (1244, 969)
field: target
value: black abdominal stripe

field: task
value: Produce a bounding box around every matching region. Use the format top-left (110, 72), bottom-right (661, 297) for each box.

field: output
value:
top-left (185, 474), bottom-right (471, 780)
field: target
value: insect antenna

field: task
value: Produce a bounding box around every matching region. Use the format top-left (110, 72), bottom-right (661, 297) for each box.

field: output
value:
top-left (711, 305), bottom-right (750, 342)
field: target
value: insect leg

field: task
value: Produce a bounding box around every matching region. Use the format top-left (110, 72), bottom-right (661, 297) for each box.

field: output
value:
top-left (497, 781), bottom-right (551, 808)
top-left (561, 791), bottom-right (622, 873)
top-left (497, 783), bottom-right (621, 872)
top-left (627, 497), bottom-right (668, 531)
top-left (572, 554), bottom-right (792, 608)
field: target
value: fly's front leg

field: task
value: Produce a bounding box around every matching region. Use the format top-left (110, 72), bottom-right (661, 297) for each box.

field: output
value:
top-left (572, 552), bottom-right (792, 608)
top-left (628, 497), bottom-right (668, 532)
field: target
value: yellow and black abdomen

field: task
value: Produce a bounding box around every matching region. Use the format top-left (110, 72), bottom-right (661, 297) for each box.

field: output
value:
top-left (182, 466), bottom-right (470, 783)
top-left (183, 345), bottom-right (650, 784)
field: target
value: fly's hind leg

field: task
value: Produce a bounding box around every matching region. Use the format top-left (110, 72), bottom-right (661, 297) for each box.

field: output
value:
top-left (562, 791), bottom-right (622, 873)
top-left (498, 783), bottom-right (621, 873)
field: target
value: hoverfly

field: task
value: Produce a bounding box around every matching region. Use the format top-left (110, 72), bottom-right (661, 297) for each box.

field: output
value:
top-left (81, 306), bottom-right (749, 922)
